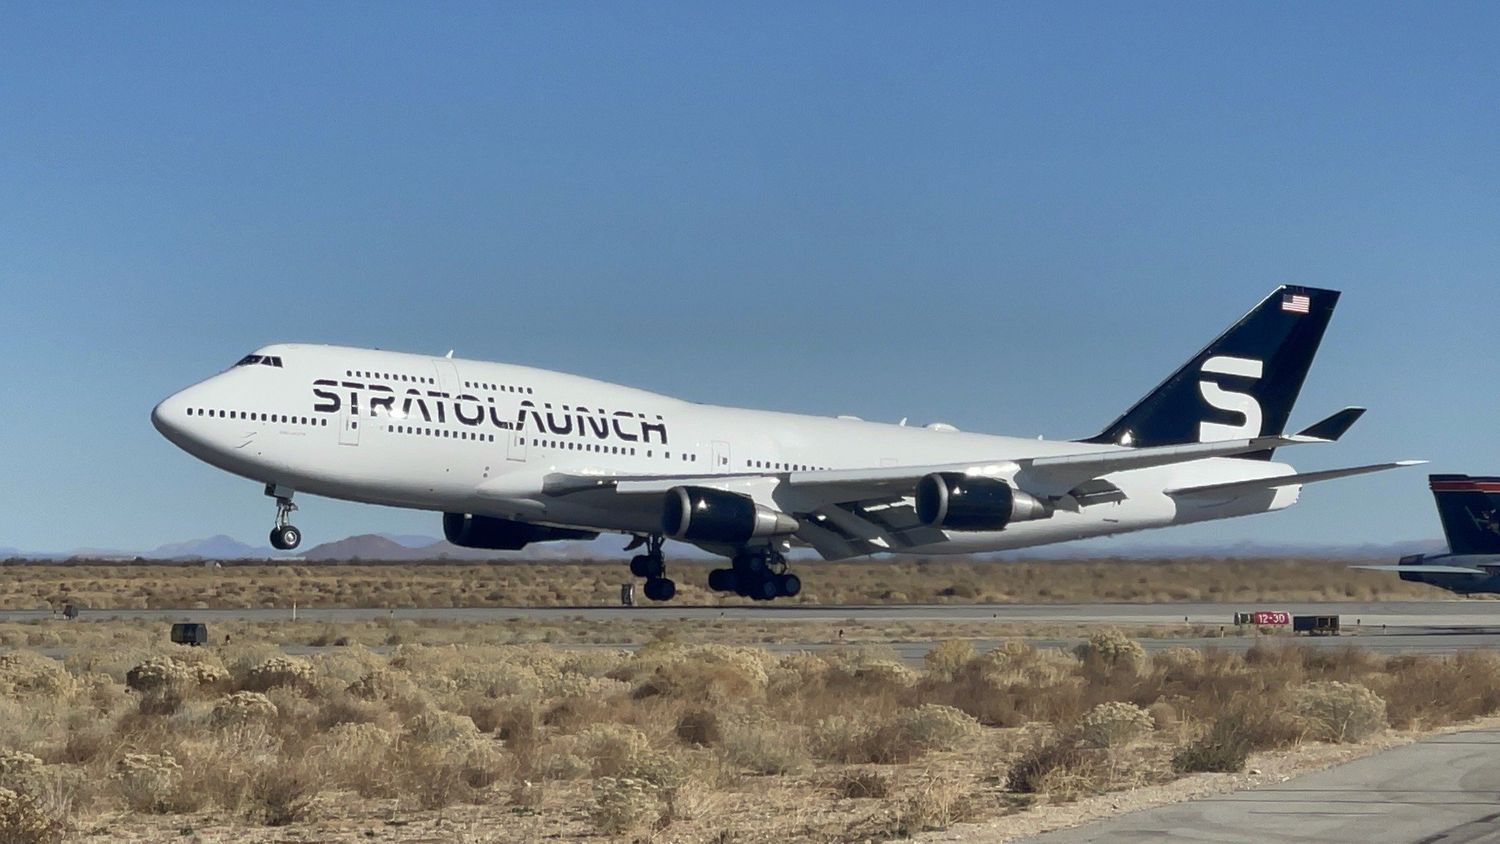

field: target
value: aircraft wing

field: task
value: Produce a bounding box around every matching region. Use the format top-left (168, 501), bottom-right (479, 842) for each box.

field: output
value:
top-left (544, 433), bottom-right (1318, 500)
top-left (1164, 461), bottom-right (1426, 498)
top-left (1351, 565), bottom-right (1493, 576)
top-left (537, 433), bottom-right (1326, 559)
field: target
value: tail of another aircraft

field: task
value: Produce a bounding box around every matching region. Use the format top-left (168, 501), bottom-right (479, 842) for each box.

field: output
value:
top-left (1083, 285), bottom-right (1339, 459)
top-left (1430, 474), bottom-right (1500, 555)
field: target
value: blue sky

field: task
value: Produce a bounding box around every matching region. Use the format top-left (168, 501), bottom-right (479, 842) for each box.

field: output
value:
top-left (1, 3), bottom-right (1496, 552)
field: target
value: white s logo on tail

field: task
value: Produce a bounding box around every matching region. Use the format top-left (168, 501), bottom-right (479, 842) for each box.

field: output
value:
top-left (1198, 355), bottom-right (1263, 441)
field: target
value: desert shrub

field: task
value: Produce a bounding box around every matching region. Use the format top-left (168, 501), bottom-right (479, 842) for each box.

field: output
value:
top-left (1074, 630), bottom-right (1145, 676)
top-left (924, 640), bottom-right (976, 680)
top-left (113, 753), bottom-right (182, 813)
top-left (1295, 681), bottom-right (1386, 743)
top-left (823, 647), bottom-right (919, 690)
top-left (1147, 700), bottom-right (1179, 731)
top-left (317, 722), bottom-right (396, 796)
top-left (1079, 701), bottom-right (1153, 748)
top-left (1174, 701), bottom-right (1303, 773)
top-left (1004, 736), bottom-right (1101, 799)
top-left (243, 656), bottom-right (315, 694)
top-left (125, 657), bottom-right (188, 693)
top-left (245, 764), bottom-right (317, 826)
top-left (1152, 647), bottom-right (1206, 678)
top-left (210, 692), bottom-right (279, 729)
top-left (0, 653), bottom-right (74, 698)
top-left (720, 716), bottom-right (807, 774)
top-left (810, 715), bottom-right (870, 763)
top-left (576, 723), bottom-right (652, 777)
top-left (883, 704), bottom-right (980, 758)
top-left (675, 708), bottom-right (722, 747)
top-left (590, 776), bottom-right (665, 835)
top-left (1377, 651), bottom-right (1500, 729)
top-left (829, 769), bottom-right (890, 799)
top-left (0, 787), bottom-right (66, 844)
top-left (893, 775), bottom-right (971, 834)
top-left (0, 752), bottom-right (45, 796)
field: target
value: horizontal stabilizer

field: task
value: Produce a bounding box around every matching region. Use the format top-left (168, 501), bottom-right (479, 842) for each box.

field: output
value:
top-left (1296, 407), bottom-right (1366, 442)
top-left (1351, 564), bottom-right (1492, 576)
top-left (1165, 460), bottom-right (1425, 498)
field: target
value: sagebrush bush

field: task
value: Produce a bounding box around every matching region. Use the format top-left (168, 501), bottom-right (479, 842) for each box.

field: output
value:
top-left (243, 656), bottom-right (316, 693)
top-left (0, 787), bottom-right (65, 844)
top-left (0, 751), bottom-right (46, 796)
top-left (1079, 701), bottom-right (1153, 748)
top-left (884, 704), bottom-right (980, 757)
top-left (1296, 681), bottom-right (1387, 743)
top-left (210, 691), bottom-right (279, 728)
top-left (113, 753), bottom-right (182, 814)
top-left (720, 716), bottom-right (807, 774)
top-left (1005, 736), bottom-right (1102, 799)
top-left (924, 640), bottom-right (976, 681)
top-left (590, 776), bottom-right (664, 835)
top-left (1074, 630), bottom-right (1145, 676)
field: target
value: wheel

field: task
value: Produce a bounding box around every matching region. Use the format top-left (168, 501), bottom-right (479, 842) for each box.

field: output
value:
top-left (270, 525), bottom-right (301, 551)
top-left (630, 555), bottom-right (651, 578)
top-left (775, 573), bottom-right (801, 598)
top-left (743, 575), bottom-right (777, 601)
top-left (643, 577), bottom-right (676, 602)
top-left (707, 568), bottom-right (737, 592)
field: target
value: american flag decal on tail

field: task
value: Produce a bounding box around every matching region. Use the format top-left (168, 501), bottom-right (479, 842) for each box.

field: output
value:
top-left (1281, 292), bottom-right (1311, 314)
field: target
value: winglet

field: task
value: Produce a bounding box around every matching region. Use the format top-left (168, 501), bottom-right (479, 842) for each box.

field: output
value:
top-left (1296, 407), bottom-right (1366, 442)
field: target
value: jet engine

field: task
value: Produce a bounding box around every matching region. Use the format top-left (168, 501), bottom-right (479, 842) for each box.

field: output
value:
top-left (662, 486), bottom-right (799, 544)
top-left (443, 513), bottom-right (598, 550)
top-left (915, 473), bottom-right (1051, 531)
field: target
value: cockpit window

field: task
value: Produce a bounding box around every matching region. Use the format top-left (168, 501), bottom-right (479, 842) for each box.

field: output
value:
top-left (234, 354), bottom-right (284, 368)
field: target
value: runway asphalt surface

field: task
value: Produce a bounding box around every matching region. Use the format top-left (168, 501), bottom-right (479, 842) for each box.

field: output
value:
top-left (1017, 728), bottom-right (1500, 844)
top-left (8, 600), bottom-right (1500, 656)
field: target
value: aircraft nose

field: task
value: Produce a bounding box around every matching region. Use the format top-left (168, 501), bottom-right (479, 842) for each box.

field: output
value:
top-left (151, 390), bottom-right (191, 444)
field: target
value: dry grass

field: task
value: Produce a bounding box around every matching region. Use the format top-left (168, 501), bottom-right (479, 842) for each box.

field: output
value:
top-left (0, 620), bottom-right (1496, 841)
top-left (0, 555), bottom-right (1453, 610)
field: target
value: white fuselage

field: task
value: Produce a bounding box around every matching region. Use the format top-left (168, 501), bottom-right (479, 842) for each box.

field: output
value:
top-left (151, 343), bottom-right (1300, 557)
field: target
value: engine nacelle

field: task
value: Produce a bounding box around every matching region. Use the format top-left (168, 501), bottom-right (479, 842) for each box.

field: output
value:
top-left (915, 473), bottom-right (1051, 531)
top-left (443, 513), bottom-right (598, 550)
top-left (662, 486), bottom-right (799, 544)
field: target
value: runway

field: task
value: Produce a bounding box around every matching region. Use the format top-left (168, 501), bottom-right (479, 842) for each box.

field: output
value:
top-left (1016, 729), bottom-right (1500, 844)
top-left (11, 600), bottom-right (1500, 657)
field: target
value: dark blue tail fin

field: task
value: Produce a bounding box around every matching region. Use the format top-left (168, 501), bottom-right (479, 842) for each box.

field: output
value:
top-left (1083, 285), bottom-right (1339, 459)
top-left (1430, 475), bottom-right (1500, 555)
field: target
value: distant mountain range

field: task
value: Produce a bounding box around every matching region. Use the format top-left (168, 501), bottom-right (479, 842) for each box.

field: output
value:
top-left (0, 533), bottom-right (1447, 562)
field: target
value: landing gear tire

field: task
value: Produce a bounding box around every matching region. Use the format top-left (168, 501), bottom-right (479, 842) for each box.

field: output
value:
top-left (643, 577), bottom-right (676, 602)
top-left (744, 576), bottom-right (777, 601)
top-left (270, 525), bottom-right (301, 551)
top-left (266, 485), bottom-right (301, 551)
top-left (708, 568), bottom-right (737, 592)
top-left (775, 573), bottom-right (801, 598)
top-left (627, 535), bottom-right (674, 602)
top-left (630, 555), bottom-right (653, 578)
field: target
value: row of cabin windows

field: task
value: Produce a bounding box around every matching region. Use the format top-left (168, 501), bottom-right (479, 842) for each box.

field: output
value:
top-left (347, 369), bottom-right (433, 384)
top-left (464, 380), bottom-right (533, 394)
top-left (747, 459), bottom-right (827, 472)
top-left (189, 408), bottom-right (325, 427)
top-left (521, 437), bottom-right (639, 457)
top-left (389, 425), bottom-right (495, 442)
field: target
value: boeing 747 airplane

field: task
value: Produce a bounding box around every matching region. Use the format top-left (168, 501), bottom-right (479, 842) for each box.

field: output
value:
top-left (152, 286), bottom-right (1419, 601)
top-left (1353, 475), bottom-right (1500, 594)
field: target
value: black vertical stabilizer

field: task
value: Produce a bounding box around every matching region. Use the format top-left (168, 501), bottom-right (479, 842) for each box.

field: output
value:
top-left (1429, 475), bottom-right (1500, 555)
top-left (1083, 285), bottom-right (1339, 459)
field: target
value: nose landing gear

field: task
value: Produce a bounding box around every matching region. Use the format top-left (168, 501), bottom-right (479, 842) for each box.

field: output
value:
top-left (266, 485), bottom-right (301, 551)
top-left (626, 534), bottom-right (675, 601)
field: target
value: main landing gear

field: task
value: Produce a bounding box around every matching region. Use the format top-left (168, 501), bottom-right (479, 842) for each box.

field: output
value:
top-left (266, 485), bottom-right (302, 551)
top-left (627, 534), bottom-right (675, 601)
top-left (708, 546), bottom-right (801, 601)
